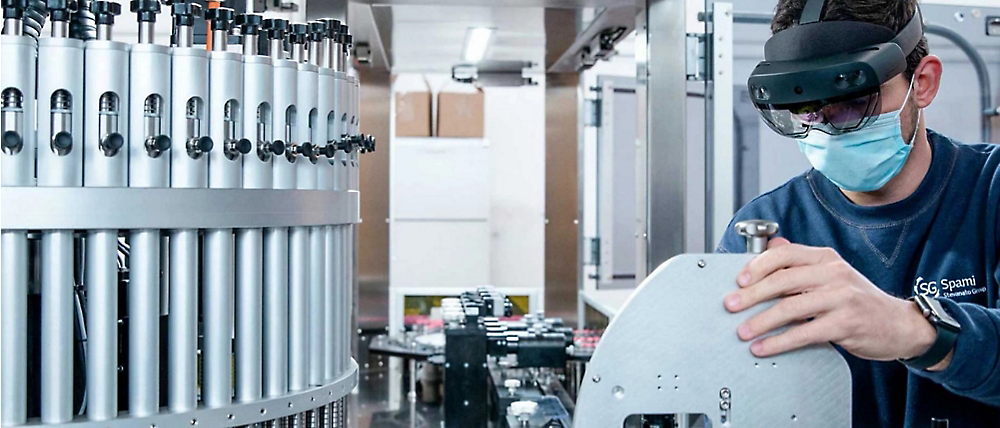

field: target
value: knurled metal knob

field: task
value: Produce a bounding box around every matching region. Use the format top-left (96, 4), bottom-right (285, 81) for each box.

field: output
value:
top-left (3, 0), bottom-right (28, 19)
top-left (130, 0), bottom-right (160, 22)
top-left (171, 1), bottom-right (202, 22)
top-left (204, 6), bottom-right (233, 32)
top-left (321, 18), bottom-right (340, 37)
top-left (90, 1), bottom-right (121, 25)
top-left (734, 220), bottom-right (779, 254)
top-left (289, 22), bottom-right (308, 44)
top-left (235, 13), bottom-right (262, 34)
top-left (307, 20), bottom-right (325, 41)
top-left (45, 0), bottom-right (74, 21)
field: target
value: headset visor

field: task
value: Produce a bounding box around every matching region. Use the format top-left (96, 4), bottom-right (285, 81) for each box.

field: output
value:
top-left (754, 89), bottom-right (882, 138)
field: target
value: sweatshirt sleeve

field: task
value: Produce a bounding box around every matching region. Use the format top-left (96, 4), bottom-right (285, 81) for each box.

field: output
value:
top-left (910, 299), bottom-right (1000, 406)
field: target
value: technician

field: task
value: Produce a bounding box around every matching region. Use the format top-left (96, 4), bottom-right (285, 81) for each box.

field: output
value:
top-left (716, 0), bottom-right (1000, 426)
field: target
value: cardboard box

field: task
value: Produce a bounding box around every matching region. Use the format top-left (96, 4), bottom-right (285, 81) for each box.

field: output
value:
top-left (437, 90), bottom-right (485, 138)
top-left (395, 91), bottom-right (432, 137)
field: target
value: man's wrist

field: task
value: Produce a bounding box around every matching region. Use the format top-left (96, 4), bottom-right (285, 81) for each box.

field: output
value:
top-left (900, 299), bottom-right (954, 371)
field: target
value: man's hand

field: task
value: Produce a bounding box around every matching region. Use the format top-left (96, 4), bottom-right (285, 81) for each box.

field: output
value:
top-left (724, 238), bottom-right (947, 367)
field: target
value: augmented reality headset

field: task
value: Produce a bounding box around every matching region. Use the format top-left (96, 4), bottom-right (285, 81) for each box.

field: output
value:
top-left (747, 0), bottom-right (924, 137)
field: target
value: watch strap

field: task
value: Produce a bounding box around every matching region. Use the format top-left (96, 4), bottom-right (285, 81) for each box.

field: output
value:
top-left (900, 296), bottom-right (960, 370)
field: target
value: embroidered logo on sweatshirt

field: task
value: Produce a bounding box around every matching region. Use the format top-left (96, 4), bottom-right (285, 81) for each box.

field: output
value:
top-left (913, 275), bottom-right (985, 298)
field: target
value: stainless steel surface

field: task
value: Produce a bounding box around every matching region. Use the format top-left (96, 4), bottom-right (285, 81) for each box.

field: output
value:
top-left (86, 230), bottom-right (119, 420)
top-left (544, 71), bottom-right (580, 324)
top-left (3, 18), bottom-right (22, 35)
top-left (1, 231), bottom-right (27, 425)
top-left (264, 227), bottom-right (290, 397)
top-left (309, 226), bottom-right (327, 385)
top-left (245, 33), bottom-right (259, 56)
top-left (213, 29), bottom-right (228, 51)
top-left (642, 0), bottom-right (694, 270)
top-left (97, 23), bottom-right (111, 40)
top-left (51, 20), bottom-right (69, 38)
top-left (575, 254), bottom-right (851, 426)
top-left (293, 42), bottom-right (306, 63)
top-left (138, 21), bottom-right (154, 43)
top-left (237, 228), bottom-right (264, 402)
top-left (270, 38), bottom-right (284, 60)
top-left (129, 229), bottom-right (161, 416)
top-left (707, 3), bottom-right (734, 250)
top-left (175, 26), bottom-right (193, 48)
top-left (325, 225), bottom-right (340, 380)
top-left (1, 187), bottom-right (360, 230)
top-left (204, 228), bottom-right (235, 408)
top-left (289, 226), bottom-right (310, 391)
top-left (26, 362), bottom-right (358, 428)
top-left (734, 220), bottom-right (778, 254)
top-left (547, 6), bottom-right (635, 72)
top-left (169, 229), bottom-right (199, 412)
top-left (41, 230), bottom-right (73, 423)
top-left (310, 39), bottom-right (323, 66)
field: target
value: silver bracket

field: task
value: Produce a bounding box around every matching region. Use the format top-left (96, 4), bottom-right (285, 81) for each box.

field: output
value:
top-left (686, 33), bottom-right (709, 81)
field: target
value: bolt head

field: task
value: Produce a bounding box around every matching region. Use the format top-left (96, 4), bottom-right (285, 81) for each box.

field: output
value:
top-left (734, 220), bottom-right (779, 238)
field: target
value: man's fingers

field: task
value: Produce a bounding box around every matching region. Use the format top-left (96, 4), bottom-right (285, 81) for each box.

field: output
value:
top-left (737, 244), bottom-right (840, 287)
top-left (750, 317), bottom-right (837, 357)
top-left (726, 264), bottom-right (830, 312)
top-left (737, 290), bottom-right (837, 341)
top-left (767, 237), bottom-right (791, 249)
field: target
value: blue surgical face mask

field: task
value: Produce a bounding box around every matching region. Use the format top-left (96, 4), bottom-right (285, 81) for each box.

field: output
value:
top-left (796, 79), bottom-right (920, 192)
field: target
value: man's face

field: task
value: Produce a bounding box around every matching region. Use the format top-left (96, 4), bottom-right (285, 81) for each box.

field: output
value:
top-left (877, 73), bottom-right (920, 143)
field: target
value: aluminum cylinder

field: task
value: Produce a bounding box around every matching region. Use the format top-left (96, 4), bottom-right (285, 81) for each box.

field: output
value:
top-left (333, 73), bottom-right (350, 192)
top-left (203, 228), bottom-right (234, 408)
top-left (295, 62), bottom-right (318, 189)
top-left (1, 231), bottom-right (28, 425)
top-left (236, 228), bottom-right (263, 402)
top-left (129, 229), bottom-right (161, 416)
top-left (37, 37), bottom-right (85, 187)
top-left (272, 58), bottom-right (298, 189)
top-left (243, 55), bottom-right (274, 189)
top-left (85, 230), bottom-right (119, 421)
top-left (170, 47), bottom-right (209, 189)
top-left (41, 231), bottom-right (74, 423)
top-left (168, 229), bottom-right (199, 412)
top-left (263, 227), bottom-right (289, 397)
top-left (1, 35), bottom-right (36, 187)
top-left (129, 44), bottom-right (172, 188)
top-left (324, 225), bottom-right (341, 380)
top-left (84, 40), bottom-right (130, 187)
top-left (288, 226), bottom-right (310, 391)
top-left (208, 50), bottom-right (244, 189)
top-left (308, 226), bottom-right (326, 386)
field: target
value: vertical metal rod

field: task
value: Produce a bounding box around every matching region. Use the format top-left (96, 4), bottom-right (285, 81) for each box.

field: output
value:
top-left (288, 226), bottom-right (310, 391)
top-left (308, 226), bottom-right (325, 386)
top-left (323, 225), bottom-right (337, 381)
top-left (236, 228), bottom-right (264, 402)
top-left (1, 231), bottom-right (28, 425)
top-left (342, 225), bottom-right (352, 376)
top-left (169, 229), bottom-right (198, 412)
top-left (86, 230), bottom-right (119, 420)
top-left (264, 227), bottom-right (289, 397)
top-left (204, 228), bottom-right (234, 407)
top-left (41, 230), bottom-right (73, 423)
top-left (130, 229), bottom-right (160, 416)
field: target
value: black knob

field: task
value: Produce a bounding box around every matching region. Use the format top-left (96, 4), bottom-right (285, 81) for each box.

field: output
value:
top-left (289, 23), bottom-right (307, 44)
top-left (235, 13), bottom-right (262, 34)
top-left (344, 34), bottom-right (352, 46)
top-left (90, 1), bottom-right (121, 25)
top-left (270, 140), bottom-right (286, 155)
top-left (153, 135), bottom-right (171, 151)
top-left (307, 20), bottom-right (325, 42)
top-left (337, 138), bottom-right (352, 154)
top-left (364, 135), bottom-right (376, 153)
top-left (2, 130), bottom-right (22, 151)
top-left (103, 132), bottom-right (125, 151)
top-left (237, 138), bottom-right (252, 154)
top-left (46, 0), bottom-right (74, 21)
top-left (321, 18), bottom-right (340, 38)
top-left (321, 143), bottom-right (336, 158)
top-left (52, 131), bottom-right (73, 151)
top-left (3, 0), bottom-right (28, 19)
top-left (263, 18), bottom-right (288, 39)
top-left (198, 135), bottom-right (213, 152)
top-left (299, 142), bottom-right (313, 157)
top-left (171, 1), bottom-right (201, 26)
top-left (339, 24), bottom-right (348, 35)
top-left (204, 6), bottom-right (233, 32)
top-left (130, 0), bottom-right (159, 22)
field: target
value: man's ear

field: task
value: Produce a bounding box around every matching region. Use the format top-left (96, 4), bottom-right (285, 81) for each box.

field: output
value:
top-left (913, 55), bottom-right (942, 109)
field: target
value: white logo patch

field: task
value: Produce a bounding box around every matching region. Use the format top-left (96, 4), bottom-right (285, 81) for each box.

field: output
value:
top-left (913, 275), bottom-right (985, 298)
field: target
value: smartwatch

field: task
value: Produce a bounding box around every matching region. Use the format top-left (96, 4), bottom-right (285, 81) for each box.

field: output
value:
top-left (900, 294), bottom-right (961, 370)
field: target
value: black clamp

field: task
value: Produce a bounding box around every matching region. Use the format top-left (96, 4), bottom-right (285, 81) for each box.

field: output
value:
top-left (235, 13), bottom-right (262, 35)
top-left (90, 1), bottom-right (121, 25)
top-left (170, 1), bottom-right (202, 26)
top-left (45, 0), bottom-right (76, 22)
top-left (204, 6), bottom-right (233, 32)
top-left (129, 0), bottom-right (160, 22)
top-left (3, 0), bottom-right (28, 20)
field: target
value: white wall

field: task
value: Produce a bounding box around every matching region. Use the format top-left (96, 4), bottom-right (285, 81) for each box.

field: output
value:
top-left (390, 73), bottom-right (546, 292)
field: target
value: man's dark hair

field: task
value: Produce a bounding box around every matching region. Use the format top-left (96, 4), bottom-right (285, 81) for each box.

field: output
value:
top-left (771, 0), bottom-right (929, 79)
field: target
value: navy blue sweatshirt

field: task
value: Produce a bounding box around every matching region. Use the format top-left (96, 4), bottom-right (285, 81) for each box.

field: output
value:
top-left (717, 130), bottom-right (1000, 428)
